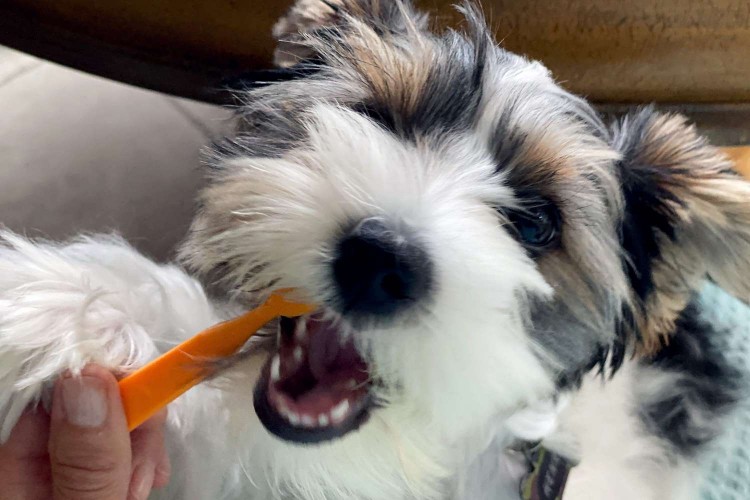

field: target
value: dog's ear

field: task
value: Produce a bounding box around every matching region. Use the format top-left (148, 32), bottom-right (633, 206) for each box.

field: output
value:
top-left (272, 0), bottom-right (428, 68)
top-left (613, 108), bottom-right (750, 347)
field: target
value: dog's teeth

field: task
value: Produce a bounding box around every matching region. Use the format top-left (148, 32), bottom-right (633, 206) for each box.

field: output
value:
top-left (331, 399), bottom-right (350, 423)
top-left (294, 346), bottom-right (303, 362)
top-left (318, 414), bottom-right (329, 426)
top-left (287, 411), bottom-right (301, 426)
top-left (271, 355), bottom-right (281, 383)
top-left (295, 320), bottom-right (307, 341)
top-left (301, 415), bottom-right (315, 427)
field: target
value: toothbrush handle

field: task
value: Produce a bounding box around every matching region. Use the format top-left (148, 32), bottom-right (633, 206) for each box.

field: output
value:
top-left (118, 291), bottom-right (315, 431)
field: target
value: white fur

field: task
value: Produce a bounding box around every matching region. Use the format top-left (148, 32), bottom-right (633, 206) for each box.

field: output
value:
top-left (560, 361), bottom-right (700, 500)
top-left (0, 232), bottom-right (239, 499)
top-left (0, 232), bottom-right (217, 438)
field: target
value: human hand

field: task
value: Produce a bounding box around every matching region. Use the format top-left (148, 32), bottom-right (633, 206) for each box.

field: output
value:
top-left (0, 365), bottom-right (170, 499)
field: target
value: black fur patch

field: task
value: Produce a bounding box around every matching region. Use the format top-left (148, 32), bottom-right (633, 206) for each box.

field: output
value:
top-left (207, 94), bottom-right (311, 163)
top-left (350, 101), bottom-right (399, 134)
top-left (639, 299), bottom-right (740, 456)
top-left (490, 101), bottom-right (526, 173)
top-left (208, 133), bottom-right (302, 162)
top-left (410, 32), bottom-right (487, 135)
top-left (221, 61), bottom-right (323, 93)
top-left (530, 294), bottom-right (629, 391)
top-left (615, 108), bottom-right (683, 302)
top-left (350, 30), bottom-right (487, 139)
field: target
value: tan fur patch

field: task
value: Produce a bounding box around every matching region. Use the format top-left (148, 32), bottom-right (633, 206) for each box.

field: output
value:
top-left (273, 1), bottom-right (439, 123)
top-left (340, 21), bottom-right (433, 119)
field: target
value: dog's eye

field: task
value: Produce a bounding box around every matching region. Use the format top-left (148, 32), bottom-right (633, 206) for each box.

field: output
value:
top-left (505, 203), bottom-right (561, 253)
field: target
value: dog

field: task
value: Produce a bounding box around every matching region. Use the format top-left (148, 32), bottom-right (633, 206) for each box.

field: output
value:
top-left (1, 1), bottom-right (748, 498)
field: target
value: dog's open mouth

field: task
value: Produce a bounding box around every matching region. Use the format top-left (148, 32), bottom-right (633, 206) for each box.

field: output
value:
top-left (254, 312), bottom-right (373, 443)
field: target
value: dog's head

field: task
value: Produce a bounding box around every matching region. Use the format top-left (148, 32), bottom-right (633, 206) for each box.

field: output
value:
top-left (182, 1), bottom-right (750, 496)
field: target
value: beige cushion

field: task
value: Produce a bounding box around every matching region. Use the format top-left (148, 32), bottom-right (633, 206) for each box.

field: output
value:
top-left (0, 47), bottom-right (231, 260)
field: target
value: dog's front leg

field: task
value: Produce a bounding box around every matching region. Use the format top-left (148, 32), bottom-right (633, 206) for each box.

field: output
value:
top-left (0, 231), bottom-right (220, 438)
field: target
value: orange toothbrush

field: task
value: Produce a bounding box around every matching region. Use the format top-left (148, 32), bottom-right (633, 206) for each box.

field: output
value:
top-left (118, 290), bottom-right (316, 431)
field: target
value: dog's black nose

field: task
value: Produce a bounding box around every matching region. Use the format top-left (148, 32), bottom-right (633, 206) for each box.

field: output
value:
top-left (332, 219), bottom-right (432, 317)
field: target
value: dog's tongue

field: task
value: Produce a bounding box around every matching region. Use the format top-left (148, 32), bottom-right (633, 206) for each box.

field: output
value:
top-left (306, 317), bottom-right (345, 379)
top-left (265, 314), bottom-right (370, 428)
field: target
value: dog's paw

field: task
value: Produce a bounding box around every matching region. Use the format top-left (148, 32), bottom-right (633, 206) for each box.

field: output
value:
top-left (0, 231), bottom-right (217, 442)
top-left (272, 0), bottom-right (344, 67)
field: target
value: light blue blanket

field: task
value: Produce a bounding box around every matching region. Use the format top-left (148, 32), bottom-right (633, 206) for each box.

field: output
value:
top-left (699, 283), bottom-right (750, 500)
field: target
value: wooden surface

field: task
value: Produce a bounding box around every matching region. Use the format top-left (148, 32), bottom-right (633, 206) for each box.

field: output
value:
top-left (1, 0), bottom-right (750, 104)
top-left (480, 0), bottom-right (750, 103)
top-left (0, 0), bottom-right (292, 102)
top-left (723, 147), bottom-right (750, 179)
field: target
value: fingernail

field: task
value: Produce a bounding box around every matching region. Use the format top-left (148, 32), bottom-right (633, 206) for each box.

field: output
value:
top-left (130, 465), bottom-right (155, 500)
top-left (60, 375), bottom-right (108, 427)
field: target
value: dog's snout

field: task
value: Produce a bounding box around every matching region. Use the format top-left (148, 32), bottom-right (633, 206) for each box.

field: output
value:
top-left (333, 219), bottom-right (432, 317)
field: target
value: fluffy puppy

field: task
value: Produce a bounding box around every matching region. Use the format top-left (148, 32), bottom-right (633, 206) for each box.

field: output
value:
top-left (0, 1), bottom-right (748, 499)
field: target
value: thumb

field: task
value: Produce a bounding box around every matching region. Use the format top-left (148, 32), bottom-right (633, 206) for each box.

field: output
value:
top-left (48, 365), bottom-right (131, 500)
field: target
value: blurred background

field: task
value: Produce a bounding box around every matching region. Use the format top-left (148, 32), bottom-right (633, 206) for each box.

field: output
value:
top-left (0, 47), bottom-right (231, 261)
